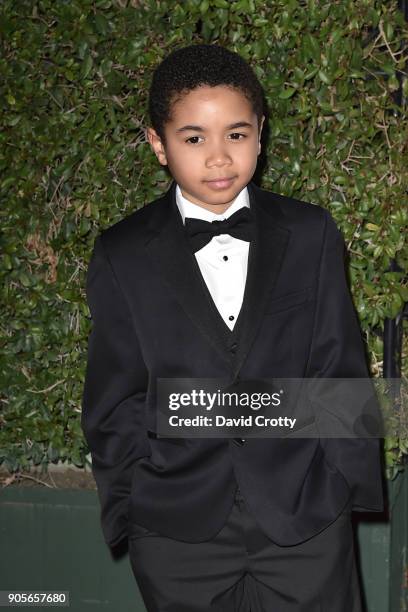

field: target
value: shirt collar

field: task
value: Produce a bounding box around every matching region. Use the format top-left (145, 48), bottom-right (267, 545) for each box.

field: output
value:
top-left (175, 183), bottom-right (250, 225)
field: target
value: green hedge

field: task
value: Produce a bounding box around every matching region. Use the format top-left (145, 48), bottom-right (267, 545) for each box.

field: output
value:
top-left (1, 0), bottom-right (407, 478)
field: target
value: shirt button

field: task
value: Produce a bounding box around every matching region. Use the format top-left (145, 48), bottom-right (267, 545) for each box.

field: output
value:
top-left (223, 255), bottom-right (228, 261)
top-left (229, 315), bottom-right (235, 321)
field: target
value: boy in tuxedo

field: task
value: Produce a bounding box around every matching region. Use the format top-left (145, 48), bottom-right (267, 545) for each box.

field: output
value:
top-left (82, 44), bottom-right (384, 611)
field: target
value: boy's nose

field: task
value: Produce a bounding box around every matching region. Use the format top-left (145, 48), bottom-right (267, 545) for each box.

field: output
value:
top-left (206, 151), bottom-right (233, 167)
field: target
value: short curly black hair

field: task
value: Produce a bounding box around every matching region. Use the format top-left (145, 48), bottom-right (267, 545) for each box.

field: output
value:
top-left (148, 44), bottom-right (265, 146)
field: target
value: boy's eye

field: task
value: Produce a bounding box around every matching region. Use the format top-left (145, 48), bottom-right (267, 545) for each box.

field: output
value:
top-left (185, 133), bottom-right (247, 145)
top-left (185, 136), bottom-right (203, 145)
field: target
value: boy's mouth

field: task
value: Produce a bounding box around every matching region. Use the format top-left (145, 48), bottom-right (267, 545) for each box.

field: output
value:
top-left (204, 177), bottom-right (236, 190)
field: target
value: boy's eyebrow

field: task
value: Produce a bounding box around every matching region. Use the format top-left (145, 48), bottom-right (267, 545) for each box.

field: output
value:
top-left (175, 121), bottom-right (253, 133)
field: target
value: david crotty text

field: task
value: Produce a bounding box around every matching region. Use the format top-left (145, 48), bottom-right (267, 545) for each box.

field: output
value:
top-left (168, 415), bottom-right (297, 429)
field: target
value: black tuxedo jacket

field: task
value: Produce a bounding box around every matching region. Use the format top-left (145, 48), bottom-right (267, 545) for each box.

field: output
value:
top-left (81, 179), bottom-right (384, 549)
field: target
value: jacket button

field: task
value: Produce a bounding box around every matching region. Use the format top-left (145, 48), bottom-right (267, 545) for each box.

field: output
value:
top-left (233, 438), bottom-right (245, 446)
top-left (229, 343), bottom-right (238, 354)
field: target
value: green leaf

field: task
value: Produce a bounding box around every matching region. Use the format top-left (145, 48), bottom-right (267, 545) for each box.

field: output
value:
top-left (200, 0), bottom-right (210, 13)
top-left (278, 87), bottom-right (296, 99)
top-left (366, 223), bottom-right (380, 231)
top-left (318, 70), bottom-right (331, 85)
top-left (94, 13), bottom-right (109, 35)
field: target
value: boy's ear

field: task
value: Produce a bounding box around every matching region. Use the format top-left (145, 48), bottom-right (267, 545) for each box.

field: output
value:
top-left (258, 115), bottom-right (265, 155)
top-left (146, 126), bottom-right (168, 166)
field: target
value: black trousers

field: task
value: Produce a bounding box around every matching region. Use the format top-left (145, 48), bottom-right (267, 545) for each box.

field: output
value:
top-left (128, 487), bottom-right (362, 612)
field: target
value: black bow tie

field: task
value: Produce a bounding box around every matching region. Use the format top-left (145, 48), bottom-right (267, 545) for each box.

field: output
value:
top-left (184, 207), bottom-right (255, 252)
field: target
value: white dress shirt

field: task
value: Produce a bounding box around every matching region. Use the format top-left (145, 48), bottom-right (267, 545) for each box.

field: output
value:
top-left (175, 183), bottom-right (251, 331)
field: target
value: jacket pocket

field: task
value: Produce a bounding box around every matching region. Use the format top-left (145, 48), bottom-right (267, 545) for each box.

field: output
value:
top-left (147, 429), bottom-right (185, 445)
top-left (282, 416), bottom-right (318, 438)
top-left (265, 286), bottom-right (313, 315)
top-left (128, 522), bottom-right (162, 539)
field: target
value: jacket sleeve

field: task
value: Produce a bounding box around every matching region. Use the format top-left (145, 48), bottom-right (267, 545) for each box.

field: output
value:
top-left (305, 209), bottom-right (384, 512)
top-left (81, 234), bottom-right (151, 547)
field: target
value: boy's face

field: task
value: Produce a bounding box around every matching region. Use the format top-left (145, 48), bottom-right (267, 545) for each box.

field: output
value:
top-left (146, 85), bottom-right (265, 214)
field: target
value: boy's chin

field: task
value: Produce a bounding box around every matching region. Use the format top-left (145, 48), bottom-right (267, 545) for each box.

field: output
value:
top-left (189, 192), bottom-right (238, 208)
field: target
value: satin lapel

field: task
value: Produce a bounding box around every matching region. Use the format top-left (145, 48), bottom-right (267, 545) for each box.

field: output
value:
top-left (144, 181), bottom-right (232, 366)
top-left (230, 182), bottom-right (291, 380)
top-left (143, 180), bottom-right (291, 376)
